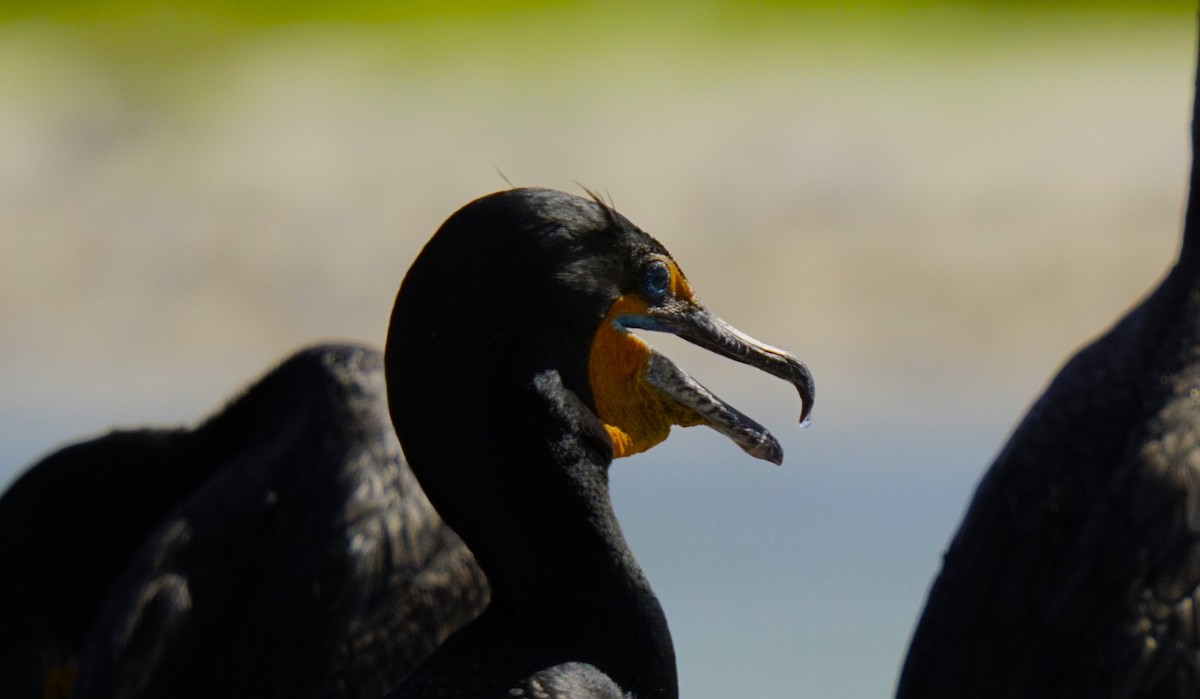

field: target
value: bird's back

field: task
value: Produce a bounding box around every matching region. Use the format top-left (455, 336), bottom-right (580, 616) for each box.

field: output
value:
top-left (0, 343), bottom-right (488, 699)
top-left (899, 269), bottom-right (1200, 696)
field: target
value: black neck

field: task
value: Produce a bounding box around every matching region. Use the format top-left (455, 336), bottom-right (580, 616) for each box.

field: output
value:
top-left (487, 372), bottom-right (676, 696)
top-left (402, 368), bottom-right (678, 698)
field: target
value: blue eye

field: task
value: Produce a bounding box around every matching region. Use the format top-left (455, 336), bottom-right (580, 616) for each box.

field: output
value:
top-left (640, 260), bottom-right (671, 303)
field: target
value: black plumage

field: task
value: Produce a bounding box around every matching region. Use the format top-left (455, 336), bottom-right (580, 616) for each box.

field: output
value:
top-left (0, 343), bottom-right (488, 698)
top-left (0, 427), bottom-right (195, 698)
top-left (897, 30), bottom-right (1200, 699)
top-left (383, 188), bottom-right (813, 698)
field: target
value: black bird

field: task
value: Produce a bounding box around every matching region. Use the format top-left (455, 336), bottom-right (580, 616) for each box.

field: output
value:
top-left (381, 187), bottom-right (814, 698)
top-left (0, 343), bottom-right (488, 699)
top-left (897, 32), bottom-right (1200, 699)
top-left (0, 188), bottom-right (810, 699)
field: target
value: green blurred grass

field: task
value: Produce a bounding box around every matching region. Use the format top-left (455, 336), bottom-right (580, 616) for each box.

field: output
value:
top-left (0, 0), bottom-right (1192, 25)
top-left (0, 0), bottom-right (1190, 109)
top-left (1, 1), bottom-right (1190, 56)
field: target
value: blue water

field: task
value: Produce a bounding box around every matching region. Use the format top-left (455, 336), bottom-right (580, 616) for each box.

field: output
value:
top-left (613, 415), bottom-right (1005, 697)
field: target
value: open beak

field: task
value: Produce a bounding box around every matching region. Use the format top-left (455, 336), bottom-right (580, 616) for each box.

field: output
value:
top-left (618, 299), bottom-right (815, 465)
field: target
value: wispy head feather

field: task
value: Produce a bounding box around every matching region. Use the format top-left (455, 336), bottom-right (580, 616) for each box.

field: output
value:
top-left (576, 184), bottom-right (625, 238)
top-left (495, 167), bottom-right (516, 189)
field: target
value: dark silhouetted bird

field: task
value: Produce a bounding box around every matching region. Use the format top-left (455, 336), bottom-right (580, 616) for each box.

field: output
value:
top-left (0, 343), bottom-right (488, 699)
top-left (897, 28), bottom-right (1200, 699)
top-left (382, 187), bottom-right (813, 698)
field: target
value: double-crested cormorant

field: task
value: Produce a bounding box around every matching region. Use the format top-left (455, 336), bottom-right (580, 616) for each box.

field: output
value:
top-left (897, 31), bottom-right (1200, 699)
top-left (381, 187), bottom-right (814, 697)
top-left (0, 343), bottom-right (488, 698)
top-left (1, 188), bottom-right (811, 699)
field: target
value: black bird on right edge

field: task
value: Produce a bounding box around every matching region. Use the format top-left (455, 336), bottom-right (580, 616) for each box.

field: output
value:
top-left (898, 21), bottom-right (1200, 699)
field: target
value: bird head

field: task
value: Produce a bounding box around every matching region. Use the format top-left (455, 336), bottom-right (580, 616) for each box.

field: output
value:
top-left (386, 188), bottom-right (812, 477)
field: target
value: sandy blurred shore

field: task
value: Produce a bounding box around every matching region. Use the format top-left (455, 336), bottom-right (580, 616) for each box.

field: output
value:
top-left (2, 10), bottom-right (1190, 425)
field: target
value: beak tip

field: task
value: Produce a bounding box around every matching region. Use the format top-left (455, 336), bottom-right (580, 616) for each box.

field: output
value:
top-left (753, 433), bottom-right (784, 465)
top-left (795, 365), bottom-right (815, 426)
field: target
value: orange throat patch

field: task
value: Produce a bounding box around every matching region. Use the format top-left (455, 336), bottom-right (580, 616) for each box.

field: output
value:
top-left (588, 294), bottom-right (704, 458)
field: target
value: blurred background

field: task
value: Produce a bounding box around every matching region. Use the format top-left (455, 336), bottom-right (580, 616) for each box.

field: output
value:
top-left (1, 1), bottom-right (1196, 696)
